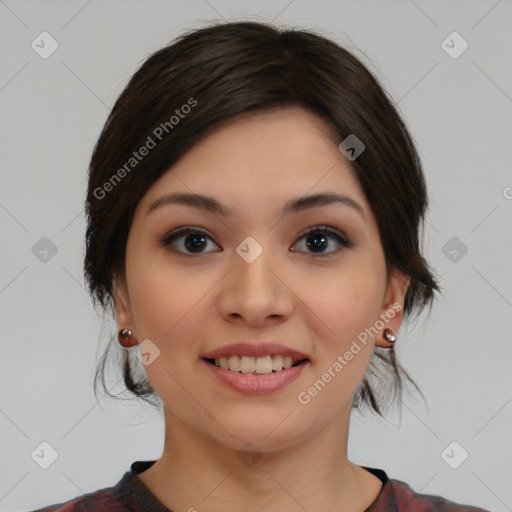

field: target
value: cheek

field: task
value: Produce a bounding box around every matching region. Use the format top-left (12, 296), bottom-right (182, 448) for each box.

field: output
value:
top-left (126, 246), bottom-right (198, 345)
top-left (295, 283), bottom-right (383, 413)
top-left (305, 256), bottom-right (386, 346)
top-left (124, 253), bottom-right (213, 410)
top-left (296, 250), bottom-right (386, 400)
top-left (126, 248), bottom-right (219, 355)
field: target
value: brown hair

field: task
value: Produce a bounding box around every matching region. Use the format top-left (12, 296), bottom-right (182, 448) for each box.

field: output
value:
top-left (85, 20), bottom-right (440, 415)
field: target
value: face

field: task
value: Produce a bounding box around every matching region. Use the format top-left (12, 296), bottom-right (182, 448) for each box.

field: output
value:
top-left (114, 106), bottom-right (409, 452)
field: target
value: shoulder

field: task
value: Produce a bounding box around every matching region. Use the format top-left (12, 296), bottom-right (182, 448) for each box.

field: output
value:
top-left (25, 485), bottom-right (126, 512)
top-left (382, 478), bottom-right (490, 512)
top-left (26, 461), bottom-right (160, 512)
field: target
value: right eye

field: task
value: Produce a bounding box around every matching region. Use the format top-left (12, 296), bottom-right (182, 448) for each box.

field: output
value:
top-left (160, 227), bottom-right (221, 255)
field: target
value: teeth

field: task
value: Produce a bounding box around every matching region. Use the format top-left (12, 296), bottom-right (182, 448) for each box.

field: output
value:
top-left (256, 355), bottom-right (273, 375)
top-left (212, 355), bottom-right (303, 374)
top-left (228, 355), bottom-right (240, 372)
top-left (271, 355), bottom-right (283, 371)
top-left (240, 356), bottom-right (255, 374)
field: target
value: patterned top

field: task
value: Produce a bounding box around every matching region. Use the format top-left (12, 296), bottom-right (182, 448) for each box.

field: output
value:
top-left (28, 460), bottom-right (489, 511)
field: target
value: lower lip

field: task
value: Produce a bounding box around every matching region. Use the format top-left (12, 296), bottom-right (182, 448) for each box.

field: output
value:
top-left (202, 359), bottom-right (309, 395)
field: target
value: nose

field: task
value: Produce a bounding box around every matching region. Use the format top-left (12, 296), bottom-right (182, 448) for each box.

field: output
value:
top-left (217, 239), bottom-right (294, 327)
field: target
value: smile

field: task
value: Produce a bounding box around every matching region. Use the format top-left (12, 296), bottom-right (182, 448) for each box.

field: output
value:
top-left (204, 355), bottom-right (308, 375)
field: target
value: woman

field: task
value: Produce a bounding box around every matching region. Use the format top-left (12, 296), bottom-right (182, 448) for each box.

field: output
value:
top-left (30, 20), bottom-right (489, 512)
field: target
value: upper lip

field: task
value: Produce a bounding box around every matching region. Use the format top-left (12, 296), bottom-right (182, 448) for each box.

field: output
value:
top-left (202, 342), bottom-right (310, 361)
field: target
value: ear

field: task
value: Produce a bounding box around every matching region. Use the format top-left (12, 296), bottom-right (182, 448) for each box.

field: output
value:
top-left (112, 272), bottom-right (135, 335)
top-left (374, 269), bottom-right (410, 348)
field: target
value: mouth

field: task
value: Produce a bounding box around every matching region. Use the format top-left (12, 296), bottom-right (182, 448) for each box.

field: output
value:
top-left (203, 355), bottom-right (309, 375)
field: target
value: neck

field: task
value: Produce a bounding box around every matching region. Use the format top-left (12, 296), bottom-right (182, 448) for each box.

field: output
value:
top-left (137, 407), bottom-right (383, 512)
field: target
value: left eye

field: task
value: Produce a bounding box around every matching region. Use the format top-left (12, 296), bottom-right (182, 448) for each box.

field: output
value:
top-left (291, 226), bottom-right (352, 256)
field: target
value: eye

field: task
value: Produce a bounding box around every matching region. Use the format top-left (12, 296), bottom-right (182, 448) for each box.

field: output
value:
top-left (291, 225), bottom-right (353, 256)
top-left (160, 227), bottom-right (220, 255)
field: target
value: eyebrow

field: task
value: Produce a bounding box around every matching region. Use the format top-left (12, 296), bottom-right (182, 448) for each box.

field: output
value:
top-left (147, 191), bottom-right (365, 219)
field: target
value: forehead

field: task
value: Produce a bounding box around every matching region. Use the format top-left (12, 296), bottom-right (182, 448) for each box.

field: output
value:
top-left (139, 106), bottom-right (368, 215)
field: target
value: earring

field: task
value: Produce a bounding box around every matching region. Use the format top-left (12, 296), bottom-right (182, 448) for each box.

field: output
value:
top-left (118, 328), bottom-right (138, 348)
top-left (382, 328), bottom-right (396, 347)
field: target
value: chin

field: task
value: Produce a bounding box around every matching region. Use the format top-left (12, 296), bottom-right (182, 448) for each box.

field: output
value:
top-left (205, 409), bottom-right (308, 453)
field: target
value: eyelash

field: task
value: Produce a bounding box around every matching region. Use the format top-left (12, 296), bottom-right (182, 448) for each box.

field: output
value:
top-left (160, 225), bottom-right (353, 257)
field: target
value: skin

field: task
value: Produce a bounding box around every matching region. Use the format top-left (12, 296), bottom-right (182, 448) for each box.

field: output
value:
top-left (113, 106), bottom-right (410, 512)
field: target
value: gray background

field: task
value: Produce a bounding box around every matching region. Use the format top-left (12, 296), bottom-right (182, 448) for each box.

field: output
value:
top-left (1, 1), bottom-right (511, 511)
